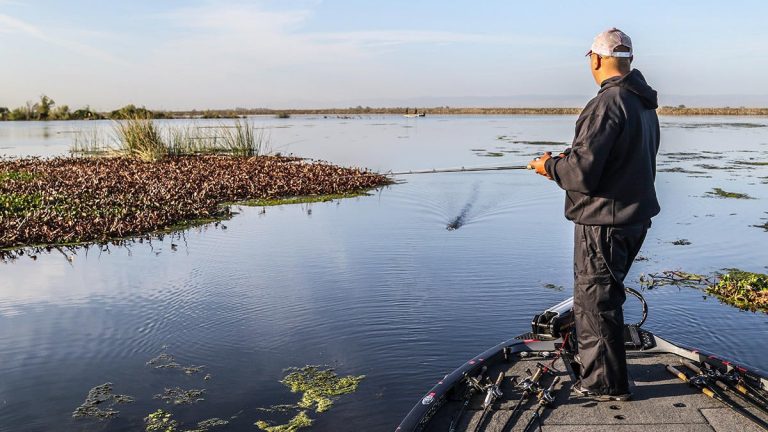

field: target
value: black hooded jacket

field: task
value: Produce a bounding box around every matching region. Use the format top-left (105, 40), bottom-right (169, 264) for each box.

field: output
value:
top-left (545, 69), bottom-right (660, 226)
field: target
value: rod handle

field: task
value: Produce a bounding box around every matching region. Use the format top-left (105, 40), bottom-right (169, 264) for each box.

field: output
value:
top-left (666, 365), bottom-right (689, 383)
top-left (494, 371), bottom-right (506, 387)
top-left (681, 360), bottom-right (703, 375)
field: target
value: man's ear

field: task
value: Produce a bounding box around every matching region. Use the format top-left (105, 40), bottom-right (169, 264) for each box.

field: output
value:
top-left (591, 54), bottom-right (602, 71)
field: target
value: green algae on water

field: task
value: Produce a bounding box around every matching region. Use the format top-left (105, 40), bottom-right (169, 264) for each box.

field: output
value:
top-left (706, 188), bottom-right (754, 199)
top-left (255, 366), bottom-right (365, 431)
top-left (145, 409), bottom-right (179, 432)
top-left (279, 366), bottom-right (365, 413)
top-left (255, 411), bottom-right (313, 432)
top-left (145, 409), bottom-right (230, 432)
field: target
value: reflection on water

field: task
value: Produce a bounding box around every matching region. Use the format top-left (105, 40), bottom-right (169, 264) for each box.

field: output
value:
top-left (0, 116), bottom-right (767, 431)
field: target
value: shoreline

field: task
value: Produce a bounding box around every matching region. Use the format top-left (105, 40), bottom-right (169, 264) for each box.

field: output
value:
top-left (4, 106), bottom-right (768, 122)
top-left (0, 155), bottom-right (390, 257)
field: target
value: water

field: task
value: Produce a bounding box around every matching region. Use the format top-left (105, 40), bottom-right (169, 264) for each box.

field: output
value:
top-left (0, 115), bottom-right (767, 431)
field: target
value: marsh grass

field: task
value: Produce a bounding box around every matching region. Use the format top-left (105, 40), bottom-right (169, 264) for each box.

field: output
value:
top-left (70, 129), bottom-right (114, 156)
top-left (115, 117), bottom-right (166, 161)
top-left (221, 119), bottom-right (268, 157)
top-left (72, 118), bottom-right (270, 160)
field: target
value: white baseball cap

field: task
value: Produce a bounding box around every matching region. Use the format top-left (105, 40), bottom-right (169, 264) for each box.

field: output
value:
top-left (587, 28), bottom-right (633, 58)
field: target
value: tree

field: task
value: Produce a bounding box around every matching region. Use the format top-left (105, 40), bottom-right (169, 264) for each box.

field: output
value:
top-left (0, 107), bottom-right (9, 120)
top-left (35, 95), bottom-right (56, 120)
top-left (51, 105), bottom-right (71, 120)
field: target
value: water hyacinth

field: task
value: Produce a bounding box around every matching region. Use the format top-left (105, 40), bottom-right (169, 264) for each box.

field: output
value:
top-left (0, 155), bottom-right (390, 253)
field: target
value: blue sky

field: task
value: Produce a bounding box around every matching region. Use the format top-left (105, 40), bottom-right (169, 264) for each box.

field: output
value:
top-left (1, 0), bottom-right (767, 109)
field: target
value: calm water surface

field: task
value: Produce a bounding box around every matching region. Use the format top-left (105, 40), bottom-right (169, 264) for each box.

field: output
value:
top-left (1, 115), bottom-right (767, 431)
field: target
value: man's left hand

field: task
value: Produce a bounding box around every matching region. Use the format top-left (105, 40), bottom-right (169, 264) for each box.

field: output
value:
top-left (528, 152), bottom-right (552, 179)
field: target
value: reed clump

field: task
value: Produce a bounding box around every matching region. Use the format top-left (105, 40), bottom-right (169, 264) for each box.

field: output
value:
top-left (71, 117), bottom-right (269, 161)
top-left (115, 117), bottom-right (166, 162)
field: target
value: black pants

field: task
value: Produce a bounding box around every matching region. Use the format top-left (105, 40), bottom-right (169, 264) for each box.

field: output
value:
top-left (573, 221), bottom-right (649, 395)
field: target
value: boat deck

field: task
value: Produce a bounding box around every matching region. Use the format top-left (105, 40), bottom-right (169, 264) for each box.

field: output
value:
top-left (426, 352), bottom-right (768, 431)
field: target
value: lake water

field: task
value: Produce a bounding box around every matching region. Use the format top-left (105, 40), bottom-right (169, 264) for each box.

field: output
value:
top-left (1, 115), bottom-right (767, 431)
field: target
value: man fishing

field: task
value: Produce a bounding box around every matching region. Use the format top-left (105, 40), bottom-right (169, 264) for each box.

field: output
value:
top-left (528, 28), bottom-right (660, 401)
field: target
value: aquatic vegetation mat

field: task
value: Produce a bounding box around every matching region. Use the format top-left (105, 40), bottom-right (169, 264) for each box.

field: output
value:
top-left (709, 270), bottom-right (768, 312)
top-left (0, 155), bottom-right (390, 254)
top-left (640, 269), bottom-right (768, 313)
top-left (706, 188), bottom-right (753, 199)
top-left (255, 411), bottom-right (313, 432)
top-left (671, 239), bottom-right (692, 246)
top-left (147, 352), bottom-right (205, 375)
top-left (255, 366), bottom-right (365, 432)
top-left (145, 410), bottom-right (229, 432)
top-left (72, 382), bottom-right (134, 419)
top-left (154, 387), bottom-right (206, 405)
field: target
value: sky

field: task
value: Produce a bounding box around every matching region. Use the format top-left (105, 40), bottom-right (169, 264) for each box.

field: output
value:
top-left (1, 0), bottom-right (767, 110)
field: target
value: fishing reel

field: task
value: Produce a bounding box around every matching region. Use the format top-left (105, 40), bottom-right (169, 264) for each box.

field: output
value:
top-left (536, 376), bottom-right (561, 407)
top-left (518, 362), bottom-right (557, 393)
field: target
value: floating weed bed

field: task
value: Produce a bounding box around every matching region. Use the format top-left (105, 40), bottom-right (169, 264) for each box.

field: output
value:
top-left (255, 411), bottom-right (313, 432)
top-left (658, 167), bottom-right (706, 174)
top-left (708, 270), bottom-right (768, 312)
top-left (734, 160), bottom-right (768, 166)
top-left (543, 283), bottom-right (564, 292)
top-left (255, 366), bottom-right (365, 432)
top-left (282, 366), bottom-right (365, 413)
top-left (147, 352), bottom-right (206, 375)
top-left (754, 215), bottom-right (768, 231)
top-left (640, 269), bottom-right (768, 313)
top-left (154, 387), bottom-right (205, 405)
top-left (0, 170), bottom-right (35, 183)
top-left (145, 410), bottom-right (229, 432)
top-left (0, 156), bottom-right (390, 256)
top-left (72, 382), bottom-right (134, 420)
top-left (0, 192), bottom-right (44, 217)
top-left (706, 187), bottom-right (753, 199)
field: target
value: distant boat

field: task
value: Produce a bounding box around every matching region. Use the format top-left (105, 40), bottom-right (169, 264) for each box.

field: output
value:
top-left (403, 108), bottom-right (426, 118)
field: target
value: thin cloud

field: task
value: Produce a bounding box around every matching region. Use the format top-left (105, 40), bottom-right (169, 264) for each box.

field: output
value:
top-left (0, 13), bottom-right (128, 65)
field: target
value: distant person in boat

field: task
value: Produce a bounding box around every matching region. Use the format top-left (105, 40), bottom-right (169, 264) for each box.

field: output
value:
top-left (528, 28), bottom-right (660, 401)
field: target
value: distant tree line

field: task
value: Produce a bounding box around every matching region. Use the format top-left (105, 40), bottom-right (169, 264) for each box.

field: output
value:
top-left (0, 95), bottom-right (166, 121)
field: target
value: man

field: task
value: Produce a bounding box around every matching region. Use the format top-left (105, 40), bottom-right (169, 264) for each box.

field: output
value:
top-left (528, 28), bottom-right (660, 401)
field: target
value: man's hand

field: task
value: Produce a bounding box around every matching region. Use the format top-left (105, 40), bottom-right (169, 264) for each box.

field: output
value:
top-left (528, 152), bottom-right (553, 179)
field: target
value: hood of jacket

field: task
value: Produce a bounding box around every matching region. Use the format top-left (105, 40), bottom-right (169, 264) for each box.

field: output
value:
top-left (600, 69), bottom-right (658, 109)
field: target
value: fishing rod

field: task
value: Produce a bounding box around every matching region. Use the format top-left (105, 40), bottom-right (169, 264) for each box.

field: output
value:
top-left (470, 371), bottom-right (505, 432)
top-left (681, 360), bottom-right (768, 415)
top-left (522, 376), bottom-right (561, 432)
top-left (666, 365), bottom-right (768, 431)
top-left (448, 366), bottom-right (488, 432)
top-left (386, 164), bottom-right (532, 176)
top-left (702, 358), bottom-right (768, 405)
top-left (500, 362), bottom-right (556, 432)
